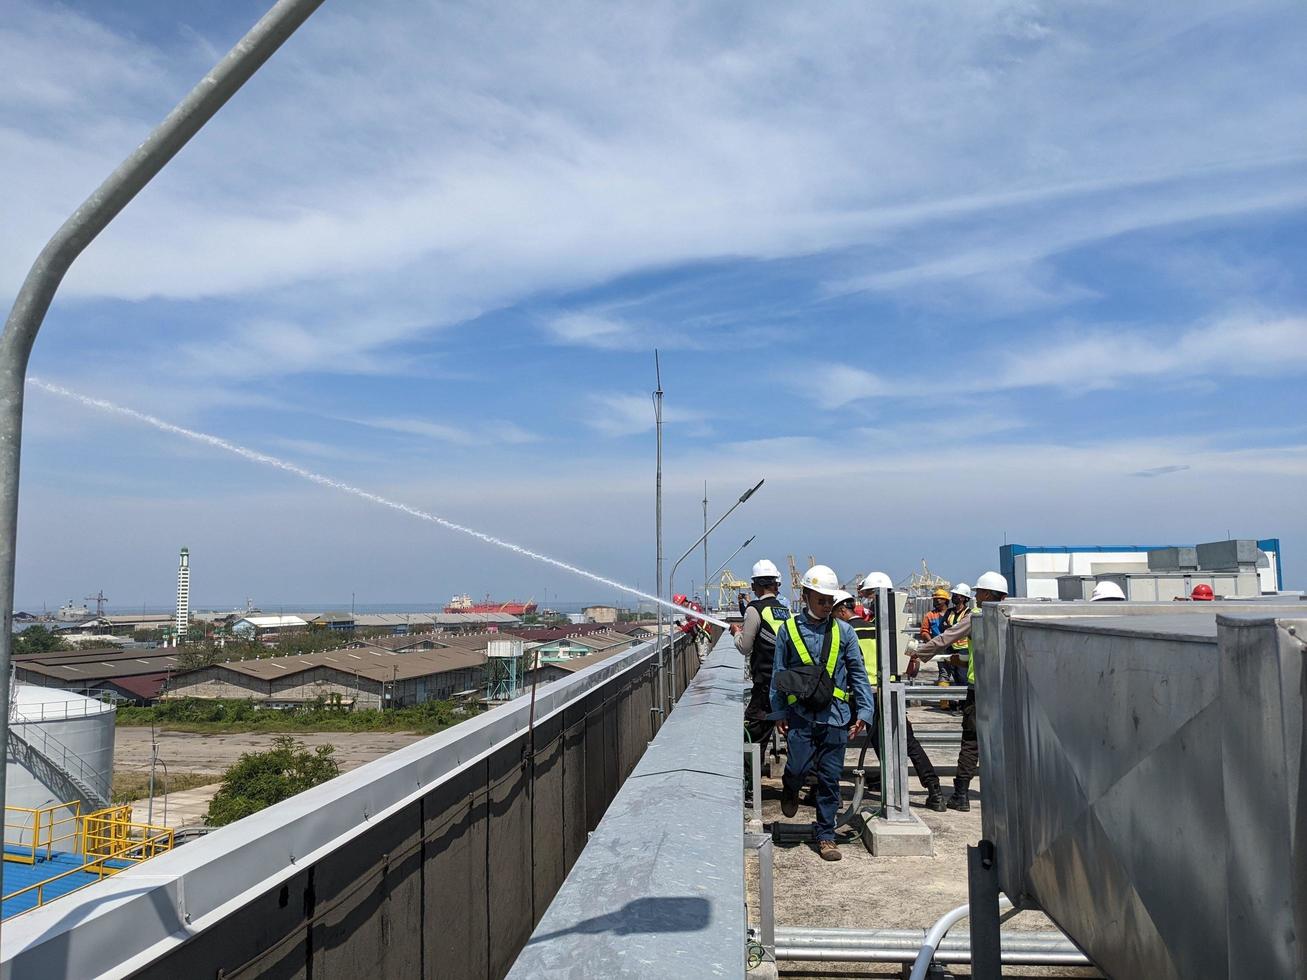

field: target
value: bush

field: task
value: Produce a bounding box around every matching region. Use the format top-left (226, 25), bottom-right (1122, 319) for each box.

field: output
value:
top-left (205, 736), bottom-right (340, 827)
top-left (13, 625), bottom-right (68, 655)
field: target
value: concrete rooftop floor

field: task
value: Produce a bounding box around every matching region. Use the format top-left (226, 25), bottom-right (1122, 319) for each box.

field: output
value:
top-left (747, 702), bottom-right (1103, 979)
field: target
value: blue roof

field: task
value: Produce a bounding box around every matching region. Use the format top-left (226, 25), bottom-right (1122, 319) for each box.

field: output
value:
top-left (2, 852), bottom-right (131, 919)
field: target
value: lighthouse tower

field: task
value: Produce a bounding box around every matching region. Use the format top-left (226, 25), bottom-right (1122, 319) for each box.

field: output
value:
top-left (175, 547), bottom-right (190, 646)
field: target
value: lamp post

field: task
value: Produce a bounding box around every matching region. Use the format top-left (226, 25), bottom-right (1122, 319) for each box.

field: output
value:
top-left (652, 352), bottom-right (665, 722)
top-left (665, 479), bottom-right (764, 710)
top-left (708, 534), bottom-right (756, 605)
top-left (0, 0), bottom-right (327, 915)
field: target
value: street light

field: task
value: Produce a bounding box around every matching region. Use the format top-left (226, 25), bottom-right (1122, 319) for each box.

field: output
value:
top-left (708, 534), bottom-right (756, 594)
top-left (664, 479), bottom-right (764, 710)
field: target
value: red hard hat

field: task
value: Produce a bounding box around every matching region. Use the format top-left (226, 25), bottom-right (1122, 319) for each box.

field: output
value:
top-left (672, 594), bottom-right (689, 605)
top-left (1191, 584), bottom-right (1215, 601)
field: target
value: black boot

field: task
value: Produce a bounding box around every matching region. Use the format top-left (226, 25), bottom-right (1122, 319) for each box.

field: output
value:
top-left (923, 783), bottom-right (947, 812)
top-left (947, 782), bottom-right (970, 812)
top-left (781, 782), bottom-right (799, 818)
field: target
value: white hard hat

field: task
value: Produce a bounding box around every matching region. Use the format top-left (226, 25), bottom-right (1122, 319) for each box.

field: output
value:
top-left (975, 571), bottom-right (1009, 595)
top-left (831, 589), bottom-right (855, 607)
top-left (951, 583), bottom-right (973, 599)
top-left (860, 571), bottom-right (894, 592)
top-left (751, 559), bottom-right (781, 580)
top-left (800, 564), bottom-right (841, 596)
top-left (1090, 581), bottom-right (1125, 601)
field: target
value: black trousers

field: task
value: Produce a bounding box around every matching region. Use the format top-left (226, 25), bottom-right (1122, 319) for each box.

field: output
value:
top-left (957, 687), bottom-right (978, 788)
top-left (870, 691), bottom-right (939, 789)
top-left (745, 677), bottom-right (775, 747)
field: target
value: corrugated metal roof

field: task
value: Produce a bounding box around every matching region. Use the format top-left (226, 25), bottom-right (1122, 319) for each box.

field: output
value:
top-left (191, 645), bottom-right (486, 684)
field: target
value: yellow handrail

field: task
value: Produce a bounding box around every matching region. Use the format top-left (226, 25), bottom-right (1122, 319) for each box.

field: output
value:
top-left (2, 803), bottom-right (174, 917)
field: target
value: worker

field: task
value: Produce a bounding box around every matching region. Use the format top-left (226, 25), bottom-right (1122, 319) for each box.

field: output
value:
top-left (1090, 581), bottom-right (1126, 601)
top-left (938, 583), bottom-right (973, 689)
top-left (1191, 584), bottom-right (1215, 601)
top-left (920, 587), bottom-right (951, 640)
top-left (732, 559), bottom-right (790, 746)
top-left (908, 571), bottom-right (1009, 812)
top-left (833, 591), bottom-right (945, 811)
top-left (769, 565), bottom-right (875, 861)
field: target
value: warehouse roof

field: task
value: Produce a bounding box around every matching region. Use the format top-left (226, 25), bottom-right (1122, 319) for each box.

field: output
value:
top-left (535, 649), bottom-right (624, 674)
top-left (186, 644), bottom-right (487, 684)
top-left (14, 650), bottom-right (184, 682)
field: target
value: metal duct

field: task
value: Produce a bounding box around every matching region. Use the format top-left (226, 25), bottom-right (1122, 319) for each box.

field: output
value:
top-left (975, 601), bottom-right (1307, 980)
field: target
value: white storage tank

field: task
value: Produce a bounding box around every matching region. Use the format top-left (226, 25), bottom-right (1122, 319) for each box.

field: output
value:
top-left (6, 683), bottom-right (116, 838)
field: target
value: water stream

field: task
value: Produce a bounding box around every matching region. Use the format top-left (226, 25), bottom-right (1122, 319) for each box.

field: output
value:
top-left (27, 377), bottom-right (727, 629)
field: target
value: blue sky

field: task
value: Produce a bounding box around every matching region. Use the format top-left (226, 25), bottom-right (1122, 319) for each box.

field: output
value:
top-left (4, 0), bottom-right (1306, 609)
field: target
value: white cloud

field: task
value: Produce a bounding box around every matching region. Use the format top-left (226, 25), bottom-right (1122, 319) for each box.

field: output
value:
top-left (584, 392), bottom-right (704, 437)
top-left (4, 1), bottom-right (1305, 378)
top-left (544, 313), bottom-right (639, 350)
top-left (800, 314), bottom-right (1307, 409)
top-left (345, 415), bottom-right (537, 447)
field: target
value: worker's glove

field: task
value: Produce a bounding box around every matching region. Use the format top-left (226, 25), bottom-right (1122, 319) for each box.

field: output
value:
top-left (907, 640), bottom-right (932, 661)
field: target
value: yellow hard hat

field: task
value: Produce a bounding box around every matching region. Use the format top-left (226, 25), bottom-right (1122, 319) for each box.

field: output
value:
top-left (932, 587), bottom-right (950, 599)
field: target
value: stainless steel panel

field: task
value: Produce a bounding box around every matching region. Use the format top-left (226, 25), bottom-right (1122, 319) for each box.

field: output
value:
top-left (975, 602), bottom-right (1307, 979)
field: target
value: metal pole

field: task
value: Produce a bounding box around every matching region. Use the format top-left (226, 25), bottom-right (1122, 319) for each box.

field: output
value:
top-left (667, 480), bottom-right (763, 704)
top-left (708, 534), bottom-right (754, 592)
top-left (652, 352), bottom-right (665, 719)
top-left (968, 840), bottom-right (1004, 979)
top-left (702, 481), bottom-right (708, 608)
top-left (876, 587), bottom-right (894, 816)
top-left (0, 0), bottom-right (326, 914)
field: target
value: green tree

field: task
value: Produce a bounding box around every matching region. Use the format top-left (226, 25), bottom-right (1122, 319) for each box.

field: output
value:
top-left (13, 625), bottom-right (69, 655)
top-left (205, 736), bottom-right (340, 826)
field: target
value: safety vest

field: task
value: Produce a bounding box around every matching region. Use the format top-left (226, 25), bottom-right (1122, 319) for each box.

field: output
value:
top-left (783, 615), bottom-right (847, 704)
top-left (945, 604), bottom-right (971, 653)
top-left (752, 595), bottom-right (789, 655)
top-left (848, 616), bottom-right (878, 683)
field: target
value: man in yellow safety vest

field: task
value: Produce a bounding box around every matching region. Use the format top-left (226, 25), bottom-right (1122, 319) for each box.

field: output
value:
top-left (907, 571), bottom-right (1009, 812)
top-left (769, 565), bottom-right (875, 861)
top-left (732, 559), bottom-right (790, 746)
top-left (833, 591), bottom-right (945, 811)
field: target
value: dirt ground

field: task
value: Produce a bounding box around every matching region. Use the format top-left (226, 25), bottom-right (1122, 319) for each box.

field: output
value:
top-left (113, 727), bottom-right (428, 775)
top-left (747, 704), bottom-right (1102, 979)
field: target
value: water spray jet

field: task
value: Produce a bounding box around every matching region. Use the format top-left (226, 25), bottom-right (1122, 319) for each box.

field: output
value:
top-left (27, 377), bottom-right (728, 629)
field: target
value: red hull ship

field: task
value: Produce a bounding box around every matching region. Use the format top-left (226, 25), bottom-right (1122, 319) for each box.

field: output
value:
top-left (444, 593), bottom-right (537, 616)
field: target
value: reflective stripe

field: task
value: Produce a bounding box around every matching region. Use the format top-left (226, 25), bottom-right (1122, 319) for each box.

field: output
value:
top-left (760, 606), bottom-right (785, 635)
top-left (852, 621), bottom-right (878, 684)
top-left (946, 605), bottom-right (971, 652)
top-left (967, 607), bottom-right (978, 685)
top-left (783, 616), bottom-right (847, 703)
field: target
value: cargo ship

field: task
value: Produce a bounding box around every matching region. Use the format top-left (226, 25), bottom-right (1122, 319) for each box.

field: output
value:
top-left (444, 593), bottom-right (538, 616)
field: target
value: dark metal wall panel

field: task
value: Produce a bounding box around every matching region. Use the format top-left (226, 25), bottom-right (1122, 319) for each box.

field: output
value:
top-left (310, 801), bottom-right (424, 979)
top-left (601, 694), bottom-right (620, 812)
top-left (103, 638), bottom-right (698, 980)
top-left (129, 869), bottom-right (312, 980)
top-left (530, 712), bottom-right (566, 928)
top-left (561, 718), bottom-right (588, 872)
top-left (422, 760), bottom-right (490, 980)
top-left (582, 690), bottom-right (608, 833)
top-left (487, 737), bottom-right (533, 980)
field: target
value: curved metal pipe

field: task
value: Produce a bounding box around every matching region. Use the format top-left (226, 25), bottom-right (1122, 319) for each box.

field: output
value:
top-left (909, 898), bottom-right (1012, 980)
top-left (776, 944), bottom-right (1090, 965)
top-left (776, 924), bottom-right (1089, 967)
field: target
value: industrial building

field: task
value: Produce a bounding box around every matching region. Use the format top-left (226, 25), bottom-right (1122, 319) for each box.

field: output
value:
top-left (581, 605), bottom-right (620, 624)
top-left (163, 644), bottom-right (488, 709)
top-left (12, 647), bottom-right (183, 703)
top-left (1000, 537), bottom-right (1284, 598)
top-left (228, 614), bottom-right (310, 638)
top-left (53, 613), bottom-right (174, 637)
